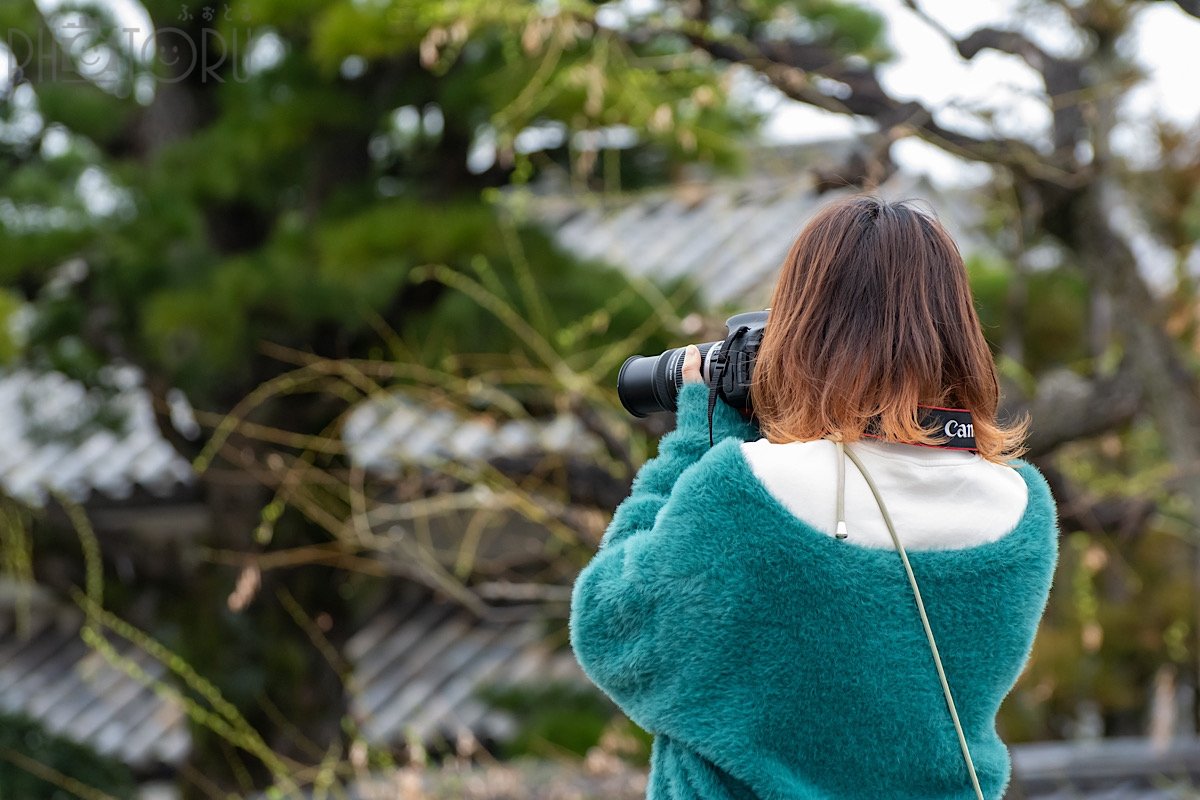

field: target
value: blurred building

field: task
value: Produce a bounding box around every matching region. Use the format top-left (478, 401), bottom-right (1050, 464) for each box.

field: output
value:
top-left (2, 152), bottom-right (1193, 797)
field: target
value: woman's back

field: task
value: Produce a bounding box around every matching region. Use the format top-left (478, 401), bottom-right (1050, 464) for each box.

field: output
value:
top-left (571, 386), bottom-right (1058, 799)
top-left (728, 440), bottom-right (1052, 799)
top-left (570, 195), bottom-right (1060, 799)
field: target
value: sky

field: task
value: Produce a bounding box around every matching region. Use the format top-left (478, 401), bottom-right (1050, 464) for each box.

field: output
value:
top-left (760, 0), bottom-right (1200, 186)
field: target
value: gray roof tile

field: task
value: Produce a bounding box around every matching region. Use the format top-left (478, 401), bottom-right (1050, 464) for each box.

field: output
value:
top-left (0, 582), bottom-right (582, 770)
top-left (0, 369), bottom-right (194, 506)
top-left (520, 171), bottom-right (993, 311)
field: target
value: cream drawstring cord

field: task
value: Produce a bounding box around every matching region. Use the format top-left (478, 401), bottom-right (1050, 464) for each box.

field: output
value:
top-left (832, 440), bottom-right (986, 800)
top-left (834, 439), bottom-right (848, 539)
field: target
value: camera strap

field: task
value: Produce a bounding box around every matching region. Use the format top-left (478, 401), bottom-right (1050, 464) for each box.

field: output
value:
top-left (863, 407), bottom-right (977, 451)
top-left (706, 324), bottom-right (752, 447)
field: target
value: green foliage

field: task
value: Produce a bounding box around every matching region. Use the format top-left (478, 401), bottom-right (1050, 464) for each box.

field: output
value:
top-left (964, 254), bottom-right (1010, 338)
top-left (251, 0), bottom-right (769, 164)
top-left (810, 1), bottom-right (889, 57)
top-left (997, 420), bottom-right (1193, 740)
top-left (968, 246), bottom-right (1184, 740)
top-left (127, 191), bottom-right (693, 399)
top-left (0, 157), bottom-right (101, 282)
top-left (477, 681), bottom-right (649, 760)
top-left (403, 219), bottom-right (699, 396)
top-left (966, 255), bottom-right (1089, 370)
top-left (0, 711), bottom-right (136, 800)
top-left (1001, 523), bottom-right (1194, 740)
top-left (0, 289), bottom-right (25, 365)
top-left (35, 83), bottom-right (134, 147)
top-left (1024, 269), bottom-right (1089, 367)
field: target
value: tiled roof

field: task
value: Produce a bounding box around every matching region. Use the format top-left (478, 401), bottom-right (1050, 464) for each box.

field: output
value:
top-left (522, 171), bottom-right (991, 310)
top-left (346, 583), bottom-right (581, 745)
top-left (0, 581), bottom-right (580, 771)
top-left (0, 366), bottom-right (600, 506)
top-left (0, 369), bottom-right (194, 507)
top-left (342, 392), bottom-right (602, 475)
top-left (0, 586), bottom-right (189, 769)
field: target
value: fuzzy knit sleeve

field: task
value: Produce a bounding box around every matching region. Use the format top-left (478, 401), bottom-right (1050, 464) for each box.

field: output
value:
top-left (598, 382), bottom-right (760, 550)
top-left (569, 383), bottom-right (759, 732)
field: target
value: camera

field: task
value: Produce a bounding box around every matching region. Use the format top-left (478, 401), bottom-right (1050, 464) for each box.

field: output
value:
top-left (616, 310), bottom-right (768, 417)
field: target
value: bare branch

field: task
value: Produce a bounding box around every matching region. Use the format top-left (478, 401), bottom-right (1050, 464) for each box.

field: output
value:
top-left (957, 27), bottom-right (1052, 67)
top-left (1036, 461), bottom-right (1157, 539)
top-left (1003, 363), bottom-right (1142, 458)
top-left (901, 2), bottom-right (1089, 156)
top-left (686, 30), bottom-right (1083, 185)
top-left (901, 1), bottom-right (1071, 74)
top-left (900, 0), bottom-right (959, 44)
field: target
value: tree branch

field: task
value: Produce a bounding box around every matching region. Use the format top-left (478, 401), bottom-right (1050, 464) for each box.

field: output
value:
top-left (901, 2), bottom-right (1089, 156)
top-left (1035, 461), bottom-right (1157, 539)
top-left (1004, 363), bottom-right (1143, 458)
top-left (685, 29), bottom-right (1084, 185)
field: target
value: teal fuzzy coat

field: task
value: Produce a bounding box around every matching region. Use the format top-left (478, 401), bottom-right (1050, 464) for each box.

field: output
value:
top-left (569, 382), bottom-right (1059, 799)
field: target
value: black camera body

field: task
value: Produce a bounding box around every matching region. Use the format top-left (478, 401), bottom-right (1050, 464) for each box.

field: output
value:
top-left (617, 310), bottom-right (768, 417)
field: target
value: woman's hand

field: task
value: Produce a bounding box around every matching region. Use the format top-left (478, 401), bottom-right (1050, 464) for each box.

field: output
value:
top-left (682, 343), bottom-right (755, 422)
top-left (682, 345), bottom-right (704, 384)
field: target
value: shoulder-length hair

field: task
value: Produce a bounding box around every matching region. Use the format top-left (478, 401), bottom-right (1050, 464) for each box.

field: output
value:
top-left (749, 194), bottom-right (1027, 463)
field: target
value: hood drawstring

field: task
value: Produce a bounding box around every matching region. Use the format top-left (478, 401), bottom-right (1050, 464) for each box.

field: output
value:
top-left (834, 438), bottom-right (848, 539)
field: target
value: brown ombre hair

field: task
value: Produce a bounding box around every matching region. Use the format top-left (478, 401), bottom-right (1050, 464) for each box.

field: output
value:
top-left (749, 195), bottom-right (1027, 464)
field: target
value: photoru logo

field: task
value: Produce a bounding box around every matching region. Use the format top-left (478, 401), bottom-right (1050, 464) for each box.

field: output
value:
top-left (4, 4), bottom-right (259, 93)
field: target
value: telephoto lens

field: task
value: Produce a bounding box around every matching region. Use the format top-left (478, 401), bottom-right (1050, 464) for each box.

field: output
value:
top-left (616, 342), bottom-right (720, 417)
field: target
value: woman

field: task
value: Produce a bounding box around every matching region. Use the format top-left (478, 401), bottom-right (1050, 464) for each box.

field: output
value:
top-left (568, 195), bottom-right (1059, 800)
